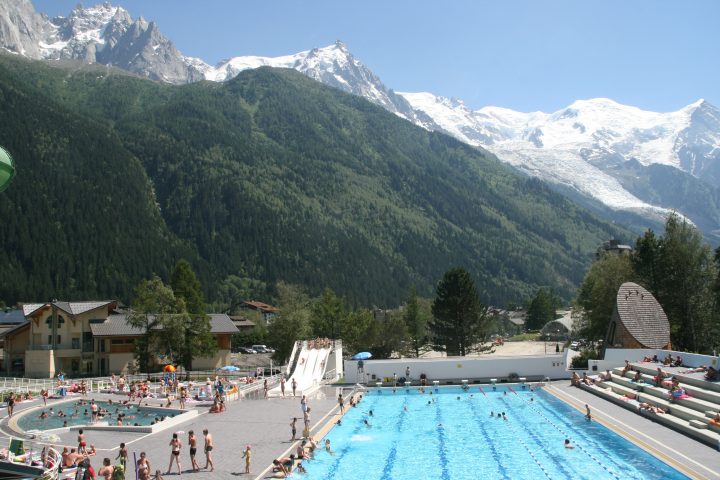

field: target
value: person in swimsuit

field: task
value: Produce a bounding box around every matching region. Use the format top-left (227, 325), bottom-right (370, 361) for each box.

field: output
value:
top-left (98, 458), bottom-right (114, 480)
top-left (242, 444), bottom-right (251, 474)
top-left (264, 378), bottom-right (269, 399)
top-left (7, 392), bottom-right (15, 418)
top-left (78, 429), bottom-right (87, 453)
top-left (188, 430), bottom-right (200, 471)
top-left (338, 393), bottom-right (344, 413)
top-left (280, 376), bottom-right (286, 397)
top-left (116, 442), bottom-right (127, 472)
top-left (203, 429), bottom-right (214, 471)
top-left (137, 452), bottom-right (151, 480)
top-left (167, 432), bottom-right (182, 475)
top-left (290, 417), bottom-right (297, 441)
top-left (292, 378), bottom-right (298, 397)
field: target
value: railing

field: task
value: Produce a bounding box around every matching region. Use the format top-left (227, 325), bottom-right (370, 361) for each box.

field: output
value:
top-left (27, 344), bottom-right (80, 351)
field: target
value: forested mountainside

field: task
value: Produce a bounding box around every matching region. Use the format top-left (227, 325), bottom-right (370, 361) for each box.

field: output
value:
top-left (0, 55), bottom-right (631, 306)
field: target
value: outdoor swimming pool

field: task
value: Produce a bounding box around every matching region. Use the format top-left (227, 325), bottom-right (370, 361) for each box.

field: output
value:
top-left (16, 400), bottom-right (178, 431)
top-left (305, 386), bottom-right (688, 480)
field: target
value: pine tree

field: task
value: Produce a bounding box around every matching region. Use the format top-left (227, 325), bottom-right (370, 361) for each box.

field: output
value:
top-left (170, 260), bottom-right (216, 373)
top-left (403, 286), bottom-right (431, 357)
top-left (525, 288), bottom-right (560, 331)
top-left (430, 268), bottom-right (492, 356)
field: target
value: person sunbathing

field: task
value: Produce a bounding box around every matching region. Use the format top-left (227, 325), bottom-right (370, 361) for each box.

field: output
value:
top-left (622, 360), bottom-right (632, 374)
top-left (705, 366), bottom-right (718, 381)
top-left (654, 368), bottom-right (667, 387)
top-left (633, 370), bottom-right (643, 383)
top-left (673, 356), bottom-right (683, 367)
top-left (570, 372), bottom-right (581, 387)
top-left (663, 354), bottom-right (673, 366)
top-left (709, 412), bottom-right (720, 427)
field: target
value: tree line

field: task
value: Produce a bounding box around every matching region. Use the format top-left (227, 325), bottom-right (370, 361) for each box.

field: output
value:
top-left (574, 213), bottom-right (720, 354)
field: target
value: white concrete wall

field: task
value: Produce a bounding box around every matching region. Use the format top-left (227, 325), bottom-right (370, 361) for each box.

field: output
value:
top-left (193, 349), bottom-right (231, 370)
top-left (25, 350), bottom-right (55, 378)
top-left (344, 354), bottom-right (571, 383)
top-left (109, 353), bottom-right (135, 374)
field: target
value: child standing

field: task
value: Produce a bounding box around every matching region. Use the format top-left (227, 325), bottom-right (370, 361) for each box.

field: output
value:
top-left (242, 444), bottom-right (252, 474)
top-left (290, 417), bottom-right (297, 441)
top-left (116, 442), bottom-right (128, 472)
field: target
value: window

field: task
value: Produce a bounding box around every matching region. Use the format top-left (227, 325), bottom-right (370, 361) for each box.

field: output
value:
top-left (72, 337), bottom-right (80, 349)
top-left (45, 316), bottom-right (66, 327)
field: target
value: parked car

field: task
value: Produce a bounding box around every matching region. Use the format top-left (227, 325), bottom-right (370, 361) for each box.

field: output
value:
top-left (234, 347), bottom-right (256, 354)
top-left (252, 344), bottom-right (275, 353)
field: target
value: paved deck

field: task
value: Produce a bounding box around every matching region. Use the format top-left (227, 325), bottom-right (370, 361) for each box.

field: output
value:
top-left (1, 386), bottom-right (348, 479)
top-left (547, 381), bottom-right (720, 480)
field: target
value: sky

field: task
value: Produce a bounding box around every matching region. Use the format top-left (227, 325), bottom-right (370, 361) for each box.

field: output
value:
top-left (32, 0), bottom-right (720, 113)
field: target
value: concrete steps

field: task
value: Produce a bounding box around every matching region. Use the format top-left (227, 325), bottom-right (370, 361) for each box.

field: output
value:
top-left (631, 363), bottom-right (720, 394)
top-left (580, 382), bottom-right (720, 448)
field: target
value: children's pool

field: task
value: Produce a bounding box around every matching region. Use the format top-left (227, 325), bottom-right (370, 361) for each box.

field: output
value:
top-left (305, 386), bottom-right (688, 480)
top-left (16, 400), bottom-right (179, 431)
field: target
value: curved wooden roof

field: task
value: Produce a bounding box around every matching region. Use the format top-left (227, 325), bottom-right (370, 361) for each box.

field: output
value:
top-left (616, 282), bottom-right (670, 348)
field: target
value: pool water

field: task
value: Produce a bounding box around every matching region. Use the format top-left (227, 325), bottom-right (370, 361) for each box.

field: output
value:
top-left (305, 386), bottom-right (688, 480)
top-left (17, 401), bottom-right (178, 431)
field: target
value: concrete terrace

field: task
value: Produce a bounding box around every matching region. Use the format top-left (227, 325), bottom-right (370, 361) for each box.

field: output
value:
top-left (1, 385), bottom-right (349, 479)
top-left (547, 382), bottom-right (720, 480)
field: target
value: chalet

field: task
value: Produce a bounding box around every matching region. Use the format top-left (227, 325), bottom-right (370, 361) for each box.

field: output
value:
top-left (0, 300), bottom-right (238, 378)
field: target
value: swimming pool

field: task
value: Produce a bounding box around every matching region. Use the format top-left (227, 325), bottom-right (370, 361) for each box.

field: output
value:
top-left (304, 386), bottom-right (688, 480)
top-left (16, 400), bottom-right (179, 431)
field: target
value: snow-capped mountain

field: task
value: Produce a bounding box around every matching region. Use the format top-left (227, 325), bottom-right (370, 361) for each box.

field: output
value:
top-left (399, 94), bottom-right (720, 225)
top-left (3, 1), bottom-right (720, 236)
top-left (0, 0), bottom-right (204, 83)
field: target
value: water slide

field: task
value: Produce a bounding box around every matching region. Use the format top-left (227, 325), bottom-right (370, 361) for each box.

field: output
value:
top-left (270, 345), bottom-right (331, 396)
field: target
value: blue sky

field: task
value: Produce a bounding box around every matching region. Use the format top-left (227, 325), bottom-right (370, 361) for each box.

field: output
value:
top-left (33, 0), bottom-right (719, 113)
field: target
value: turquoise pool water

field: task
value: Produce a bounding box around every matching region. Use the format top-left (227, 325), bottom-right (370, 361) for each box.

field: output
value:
top-left (17, 401), bottom-right (179, 431)
top-left (305, 386), bottom-right (688, 480)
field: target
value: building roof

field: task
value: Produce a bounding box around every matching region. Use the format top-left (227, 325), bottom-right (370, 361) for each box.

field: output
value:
top-left (90, 313), bottom-right (239, 337)
top-left (0, 320), bottom-right (29, 339)
top-left (0, 309), bottom-right (25, 324)
top-left (240, 300), bottom-right (279, 314)
top-left (229, 316), bottom-right (256, 328)
top-left (22, 301), bottom-right (116, 317)
top-left (616, 282), bottom-right (670, 349)
top-left (541, 310), bottom-right (575, 334)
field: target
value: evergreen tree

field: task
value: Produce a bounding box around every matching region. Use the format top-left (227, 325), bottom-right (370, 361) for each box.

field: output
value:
top-left (525, 288), bottom-right (561, 331)
top-left (651, 214), bottom-right (715, 352)
top-left (430, 268), bottom-right (492, 356)
top-left (403, 286), bottom-right (431, 357)
top-left (170, 260), bottom-right (216, 374)
top-left (373, 310), bottom-right (409, 359)
top-left (310, 288), bottom-right (346, 340)
top-left (631, 230), bottom-right (661, 296)
top-left (338, 308), bottom-right (377, 357)
top-left (267, 283), bottom-right (311, 364)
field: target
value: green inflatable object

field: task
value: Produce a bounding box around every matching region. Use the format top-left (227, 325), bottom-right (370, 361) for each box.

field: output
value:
top-left (0, 146), bottom-right (15, 192)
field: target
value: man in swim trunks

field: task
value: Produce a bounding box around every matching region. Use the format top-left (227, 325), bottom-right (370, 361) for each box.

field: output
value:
top-left (188, 431), bottom-right (199, 471)
top-left (203, 429), bottom-right (214, 471)
top-left (292, 378), bottom-right (298, 397)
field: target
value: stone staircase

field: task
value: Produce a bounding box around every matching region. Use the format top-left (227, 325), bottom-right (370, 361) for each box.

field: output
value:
top-left (580, 362), bottom-right (720, 448)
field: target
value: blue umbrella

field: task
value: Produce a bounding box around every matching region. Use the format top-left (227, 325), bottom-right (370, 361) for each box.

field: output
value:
top-left (352, 352), bottom-right (372, 360)
top-left (218, 365), bottom-right (240, 371)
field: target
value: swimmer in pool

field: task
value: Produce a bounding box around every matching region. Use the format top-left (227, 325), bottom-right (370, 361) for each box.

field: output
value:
top-left (564, 438), bottom-right (574, 449)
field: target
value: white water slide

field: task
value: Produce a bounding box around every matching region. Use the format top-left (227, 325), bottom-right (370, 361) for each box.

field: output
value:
top-left (270, 345), bottom-right (331, 396)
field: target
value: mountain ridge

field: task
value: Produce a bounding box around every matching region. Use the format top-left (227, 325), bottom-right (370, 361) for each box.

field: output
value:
top-left (2, 1), bottom-right (719, 238)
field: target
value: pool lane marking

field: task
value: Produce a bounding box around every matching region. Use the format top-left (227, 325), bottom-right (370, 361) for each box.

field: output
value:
top-left (499, 397), bottom-right (577, 480)
top-left (380, 400), bottom-right (407, 480)
top-left (434, 397), bottom-right (451, 480)
top-left (253, 387), bottom-right (360, 480)
top-left (545, 384), bottom-right (719, 480)
top-left (529, 393), bottom-right (629, 475)
top-left (467, 398), bottom-right (510, 479)
top-left (504, 395), bottom-right (623, 479)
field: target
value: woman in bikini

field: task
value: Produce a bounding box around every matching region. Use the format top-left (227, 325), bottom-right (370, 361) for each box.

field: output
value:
top-left (137, 452), bottom-right (151, 480)
top-left (167, 433), bottom-right (182, 475)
